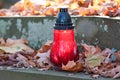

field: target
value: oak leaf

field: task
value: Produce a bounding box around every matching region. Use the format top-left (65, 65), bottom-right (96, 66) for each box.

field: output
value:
top-left (101, 65), bottom-right (120, 79)
top-left (62, 60), bottom-right (83, 72)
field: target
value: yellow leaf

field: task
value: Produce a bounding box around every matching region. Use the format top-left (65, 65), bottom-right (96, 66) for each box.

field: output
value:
top-left (0, 46), bottom-right (22, 54)
top-left (85, 54), bottom-right (105, 68)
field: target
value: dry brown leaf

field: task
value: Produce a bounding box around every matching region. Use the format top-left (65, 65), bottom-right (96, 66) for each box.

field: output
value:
top-left (0, 49), bottom-right (5, 54)
top-left (62, 60), bottom-right (83, 72)
top-left (35, 50), bottom-right (53, 69)
top-left (35, 40), bottom-right (53, 69)
top-left (28, 60), bottom-right (36, 67)
top-left (81, 44), bottom-right (96, 57)
top-left (42, 7), bottom-right (55, 16)
top-left (15, 53), bottom-right (34, 68)
top-left (78, 0), bottom-right (92, 7)
top-left (95, 45), bottom-right (102, 53)
top-left (0, 43), bottom-right (34, 54)
top-left (115, 51), bottom-right (120, 61)
top-left (0, 9), bottom-right (7, 16)
top-left (0, 0), bottom-right (120, 17)
top-left (0, 37), bottom-right (5, 46)
top-left (0, 46), bottom-right (23, 53)
top-left (113, 72), bottom-right (120, 79)
top-left (11, 43), bottom-right (34, 52)
top-left (37, 40), bottom-right (52, 53)
top-left (6, 38), bottom-right (29, 46)
top-left (37, 44), bottom-right (51, 53)
top-left (101, 48), bottom-right (111, 56)
top-left (0, 53), bottom-right (9, 61)
top-left (81, 44), bottom-right (105, 68)
top-left (0, 38), bottom-right (34, 53)
top-left (101, 65), bottom-right (120, 78)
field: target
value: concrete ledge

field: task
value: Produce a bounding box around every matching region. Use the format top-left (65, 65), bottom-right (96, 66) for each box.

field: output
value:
top-left (0, 68), bottom-right (119, 80)
top-left (0, 16), bottom-right (119, 49)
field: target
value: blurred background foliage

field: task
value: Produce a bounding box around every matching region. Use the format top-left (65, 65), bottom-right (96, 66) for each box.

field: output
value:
top-left (0, 0), bottom-right (19, 8)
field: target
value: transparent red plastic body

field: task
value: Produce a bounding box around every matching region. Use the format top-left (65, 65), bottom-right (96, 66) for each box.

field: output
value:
top-left (50, 29), bottom-right (79, 67)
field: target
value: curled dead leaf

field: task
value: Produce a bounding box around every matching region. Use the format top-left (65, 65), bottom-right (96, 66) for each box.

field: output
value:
top-left (37, 40), bottom-right (52, 53)
top-left (62, 60), bottom-right (83, 72)
top-left (81, 43), bottom-right (96, 57)
top-left (35, 50), bottom-right (53, 69)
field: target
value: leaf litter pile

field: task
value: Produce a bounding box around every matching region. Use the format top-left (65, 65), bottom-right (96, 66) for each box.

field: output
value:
top-left (0, 0), bottom-right (120, 17)
top-left (0, 37), bottom-right (120, 79)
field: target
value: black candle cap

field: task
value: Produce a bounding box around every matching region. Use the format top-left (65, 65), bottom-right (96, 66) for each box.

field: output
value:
top-left (54, 7), bottom-right (74, 30)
